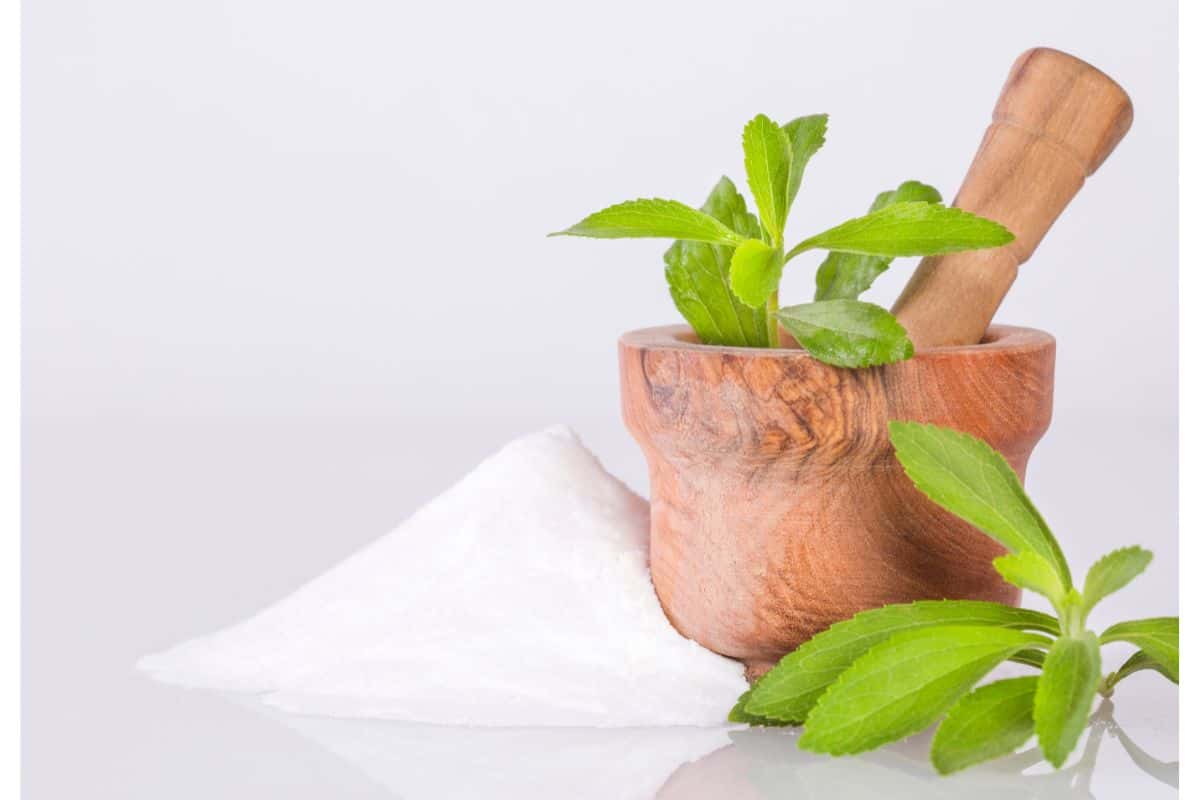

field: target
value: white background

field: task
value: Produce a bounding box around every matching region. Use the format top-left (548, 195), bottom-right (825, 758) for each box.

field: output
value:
top-left (22, 0), bottom-right (1178, 797)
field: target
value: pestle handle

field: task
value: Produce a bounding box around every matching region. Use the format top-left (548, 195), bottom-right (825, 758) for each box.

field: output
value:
top-left (891, 48), bottom-right (1133, 349)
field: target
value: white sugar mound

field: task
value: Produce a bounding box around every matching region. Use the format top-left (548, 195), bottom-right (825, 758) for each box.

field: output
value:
top-left (138, 425), bottom-right (747, 727)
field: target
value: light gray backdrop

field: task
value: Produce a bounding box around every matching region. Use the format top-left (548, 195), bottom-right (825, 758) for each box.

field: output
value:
top-left (23, 1), bottom-right (1178, 797)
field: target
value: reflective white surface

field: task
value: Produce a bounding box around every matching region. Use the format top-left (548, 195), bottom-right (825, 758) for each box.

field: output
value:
top-left (23, 414), bottom-right (1177, 797)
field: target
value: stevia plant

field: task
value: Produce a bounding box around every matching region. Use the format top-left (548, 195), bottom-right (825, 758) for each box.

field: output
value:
top-left (551, 113), bottom-right (1014, 366)
top-left (729, 421), bottom-right (1179, 775)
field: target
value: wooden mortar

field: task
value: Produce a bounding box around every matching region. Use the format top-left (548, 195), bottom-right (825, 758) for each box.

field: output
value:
top-left (619, 324), bottom-right (1054, 678)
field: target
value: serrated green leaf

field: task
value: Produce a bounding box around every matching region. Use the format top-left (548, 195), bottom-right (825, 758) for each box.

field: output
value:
top-left (887, 422), bottom-right (1072, 589)
top-left (787, 202), bottom-right (1014, 259)
top-left (993, 551), bottom-right (1066, 606)
top-left (798, 625), bottom-right (1050, 755)
top-left (664, 177), bottom-right (770, 347)
top-left (776, 300), bottom-right (913, 367)
top-left (727, 688), bottom-right (793, 726)
top-left (1099, 617), bottom-right (1178, 682)
top-left (740, 600), bottom-right (1058, 724)
top-left (552, 198), bottom-right (745, 245)
top-left (742, 114), bottom-right (792, 244)
top-left (1105, 649), bottom-right (1177, 692)
top-left (729, 239), bottom-right (783, 308)
top-left (1082, 546), bottom-right (1153, 617)
top-left (931, 676), bottom-right (1038, 774)
top-left (782, 114), bottom-right (828, 209)
top-left (814, 180), bottom-right (942, 301)
top-left (1035, 633), bottom-right (1101, 767)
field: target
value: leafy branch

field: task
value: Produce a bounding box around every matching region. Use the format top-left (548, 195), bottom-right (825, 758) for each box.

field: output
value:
top-left (551, 113), bottom-right (1013, 365)
top-left (729, 422), bottom-right (1179, 774)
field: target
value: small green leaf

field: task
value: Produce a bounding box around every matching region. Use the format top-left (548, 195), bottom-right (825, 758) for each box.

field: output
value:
top-left (729, 239), bottom-right (784, 308)
top-left (776, 300), bottom-right (913, 367)
top-left (664, 177), bottom-right (770, 347)
top-left (814, 180), bottom-right (942, 301)
top-left (742, 114), bottom-right (793, 244)
top-left (1035, 633), bottom-right (1102, 768)
top-left (782, 114), bottom-right (828, 209)
top-left (1104, 650), bottom-right (1177, 693)
top-left (1099, 617), bottom-right (1179, 682)
top-left (993, 551), bottom-right (1066, 607)
top-left (740, 600), bottom-right (1058, 723)
top-left (931, 676), bottom-right (1038, 774)
top-left (797, 625), bottom-right (1051, 755)
top-left (1082, 546), bottom-right (1154, 616)
top-left (552, 198), bottom-right (745, 245)
top-left (887, 422), bottom-right (1072, 589)
top-left (788, 202), bottom-right (1014, 259)
top-left (727, 688), bottom-right (792, 726)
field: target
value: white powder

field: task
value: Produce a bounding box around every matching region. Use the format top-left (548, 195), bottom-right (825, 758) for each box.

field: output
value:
top-left (139, 425), bottom-right (747, 727)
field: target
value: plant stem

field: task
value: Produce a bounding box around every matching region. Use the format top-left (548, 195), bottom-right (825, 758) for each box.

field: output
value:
top-left (767, 291), bottom-right (780, 347)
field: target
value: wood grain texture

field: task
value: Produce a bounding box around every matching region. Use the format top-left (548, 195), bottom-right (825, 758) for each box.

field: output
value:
top-left (619, 325), bottom-right (1055, 677)
top-left (892, 47), bottom-right (1132, 349)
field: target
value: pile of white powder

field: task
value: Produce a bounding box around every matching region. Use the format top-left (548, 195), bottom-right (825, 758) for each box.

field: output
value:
top-left (139, 425), bottom-right (747, 727)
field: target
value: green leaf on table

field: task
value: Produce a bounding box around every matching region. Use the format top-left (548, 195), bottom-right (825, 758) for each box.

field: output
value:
top-left (789, 202), bottom-right (1014, 258)
top-left (1082, 546), bottom-right (1153, 616)
top-left (551, 198), bottom-right (745, 245)
top-left (782, 114), bottom-right (828, 209)
top-left (729, 239), bottom-right (784, 308)
top-left (814, 180), bottom-right (942, 301)
top-left (993, 551), bottom-right (1067, 606)
top-left (797, 625), bottom-right (1051, 755)
top-left (742, 114), bottom-right (793, 243)
top-left (1106, 649), bottom-right (1176, 690)
top-left (1100, 617), bottom-right (1179, 682)
top-left (727, 688), bottom-right (793, 726)
top-left (664, 177), bottom-right (770, 347)
top-left (740, 600), bottom-right (1057, 724)
top-left (887, 422), bottom-right (1072, 589)
top-left (931, 676), bottom-right (1038, 774)
top-left (1035, 633), bottom-right (1102, 767)
top-left (776, 300), bottom-right (912, 367)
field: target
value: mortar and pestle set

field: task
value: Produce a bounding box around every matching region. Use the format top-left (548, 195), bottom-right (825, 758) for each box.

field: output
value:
top-left (618, 48), bottom-right (1134, 678)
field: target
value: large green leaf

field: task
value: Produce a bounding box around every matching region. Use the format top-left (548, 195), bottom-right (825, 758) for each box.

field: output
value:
top-left (729, 239), bottom-right (783, 308)
top-left (814, 180), bottom-right (942, 301)
top-left (1035, 633), bottom-right (1102, 767)
top-left (798, 625), bottom-right (1051, 755)
top-left (742, 114), bottom-right (792, 244)
top-left (552, 198), bottom-right (745, 245)
top-left (776, 300), bottom-right (912, 367)
top-left (782, 114), bottom-right (828, 209)
top-left (740, 600), bottom-right (1057, 724)
top-left (664, 177), bottom-right (770, 347)
top-left (1082, 546), bottom-right (1153, 616)
top-left (931, 676), bottom-right (1038, 774)
top-left (887, 421), bottom-right (1072, 589)
top-left (1099, 617), bottom-right (1179, 682)
top-left (787, 202), bottom-right (1013, 259)
top-left (993, 551), bottom-right (1066, 607)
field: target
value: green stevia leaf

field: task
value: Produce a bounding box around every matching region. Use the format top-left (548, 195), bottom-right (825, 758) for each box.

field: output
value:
top-left (742, 114), bottom-right (793, 243)
top-left (1082, 546), bottom-right (1154, 616)
top-left (1107, 650), bottom-right (1176, 690)
top-left (993, 551), bottom-right (1066, 606)
top-left (798, 625), bottom-right (1051, 755)
top-left (776, 300), bottom-right (913, 368)
top-left (931, 676), bottom-right (1038, 774)
top-left (782, 114), bottom-right (828, 209)
top-left (1035, 633), bottom-right (1101, 768)
top-left (814, 180), bottom-right (942, 301)
top-left (887, 421), bottom-right (1072, 589)
top-left (740, 600), bottom-right (1058, 724)
top-left (727, 688), bottom-right (793, 726)
top-left (788, 202), bottom-right (1014, 259)
top-left (552, 198), bottom-right (745, 245)
top-left (1100, 617), bottom-right (1179, 682)
top-left (729, 239), bottom-right (784, 308)
top-left (664, 177), bottom-right (770, 347)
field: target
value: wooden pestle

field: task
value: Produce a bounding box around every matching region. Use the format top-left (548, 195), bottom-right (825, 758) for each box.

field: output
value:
top-left (891, 48), bottom-right (1133, 349)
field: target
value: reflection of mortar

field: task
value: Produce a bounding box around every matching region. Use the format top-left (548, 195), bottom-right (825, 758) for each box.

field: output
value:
top-left (620, 324), bottom-right (1054, 677)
